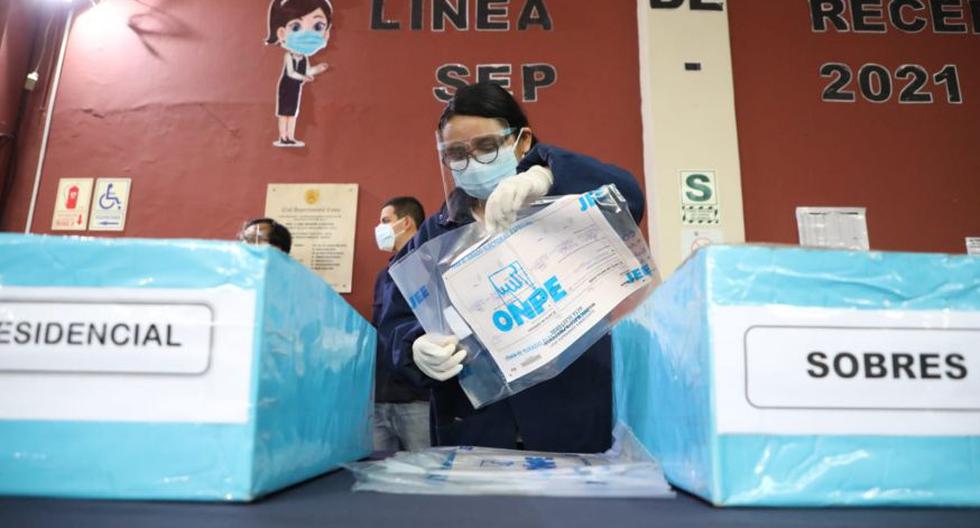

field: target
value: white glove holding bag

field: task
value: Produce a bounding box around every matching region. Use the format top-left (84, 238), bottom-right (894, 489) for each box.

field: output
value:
top-left (484, 165), bottom-right (554, 234)
top-left (412, 333), bottom-right (466, 381)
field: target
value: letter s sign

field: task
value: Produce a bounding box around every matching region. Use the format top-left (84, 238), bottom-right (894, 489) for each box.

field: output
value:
top-left (685, 174), bottom-right (713, 202)
top-left (680, 171), bottom-right (718, 206)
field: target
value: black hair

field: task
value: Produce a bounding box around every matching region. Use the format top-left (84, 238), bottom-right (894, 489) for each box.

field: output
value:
top-left (242, 217), bottom-right (293, 255)
top-left (437, 82), bottom-right (533, 144)
top-left (266, 0), bottom-right (334, 45)
top-left (383, 196), bottom-right (426, 229)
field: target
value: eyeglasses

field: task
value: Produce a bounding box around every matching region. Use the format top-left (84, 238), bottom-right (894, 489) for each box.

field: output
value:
top-left (438, 128), bottom-right (515, 171)
top-left (239, 222), bottom-right (272, 245)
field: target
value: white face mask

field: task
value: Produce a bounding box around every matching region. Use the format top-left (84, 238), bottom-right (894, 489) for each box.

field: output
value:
top-left (374, 218), bottom-right (405, 252)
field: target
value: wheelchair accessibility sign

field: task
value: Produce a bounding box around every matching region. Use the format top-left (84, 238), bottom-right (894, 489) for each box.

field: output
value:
top-left (88, 178), bottom-right (131, 232)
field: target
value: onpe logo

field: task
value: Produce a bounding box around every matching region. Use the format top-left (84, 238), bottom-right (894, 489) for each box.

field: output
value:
top-left (489, 262), bottom-right (535, 303)
top-left (489, 262), bottom-right (567, 333)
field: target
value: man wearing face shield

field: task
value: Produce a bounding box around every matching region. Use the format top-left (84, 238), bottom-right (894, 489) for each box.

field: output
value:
top-left (371, 197), bottom-right (431, 451)
top-left (378, 82), bottom-right (645, 453)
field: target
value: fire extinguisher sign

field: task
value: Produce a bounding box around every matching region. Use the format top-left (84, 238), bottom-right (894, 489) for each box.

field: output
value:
top-left (50, 178), bottom-right (94, 231)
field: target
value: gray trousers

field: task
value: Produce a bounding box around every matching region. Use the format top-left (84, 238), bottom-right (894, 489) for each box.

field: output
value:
top-left (373, 401), bottom-right (431, 452)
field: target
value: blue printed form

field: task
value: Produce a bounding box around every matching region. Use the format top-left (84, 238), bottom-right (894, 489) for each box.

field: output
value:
top-left (442, 195), bottom-right (650, 382)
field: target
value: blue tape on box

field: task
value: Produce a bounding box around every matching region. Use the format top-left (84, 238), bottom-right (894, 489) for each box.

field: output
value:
top-left (0, 234), bottom-right (375, 501)
top-left (613, 245), bottom-right (980, 506)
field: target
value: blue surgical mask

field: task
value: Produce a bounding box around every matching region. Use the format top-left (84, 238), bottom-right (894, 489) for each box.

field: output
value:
top-left (453, 141), bottom-right (520, 200)
top-left (284, 30), bottom-right (326, 56)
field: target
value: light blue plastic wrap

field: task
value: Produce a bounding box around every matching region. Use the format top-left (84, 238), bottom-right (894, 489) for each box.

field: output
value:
top-left (612, 245), bottom-right (980, 507)
top-left (0, 234), bottom-right (375, 501)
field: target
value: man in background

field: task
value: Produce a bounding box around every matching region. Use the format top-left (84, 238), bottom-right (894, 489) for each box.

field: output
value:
top-left (372, 196), bottom-right (429, 451)
top-left (239, 217), bottom-right (292, 254)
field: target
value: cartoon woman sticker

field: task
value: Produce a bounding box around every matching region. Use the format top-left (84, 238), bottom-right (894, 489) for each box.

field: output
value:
top-left (266, 0), bottom-right (333, 148)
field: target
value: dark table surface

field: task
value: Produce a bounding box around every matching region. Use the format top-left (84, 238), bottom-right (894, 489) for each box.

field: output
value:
top-left (2, 469), bottom-right (979, 528)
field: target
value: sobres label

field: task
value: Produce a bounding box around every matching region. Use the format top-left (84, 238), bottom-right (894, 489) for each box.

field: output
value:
top-left (442, 194), bottom-right (650, 383)
top-left (712, 305), bottom-right (980, 436)
top-left (744, 325), bottom-right (977, 411)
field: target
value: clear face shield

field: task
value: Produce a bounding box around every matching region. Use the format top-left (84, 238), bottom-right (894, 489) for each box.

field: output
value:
top-left (238, 221), bottom-right (273, 246)
top-left (436, 118), bottom-right (525, 221)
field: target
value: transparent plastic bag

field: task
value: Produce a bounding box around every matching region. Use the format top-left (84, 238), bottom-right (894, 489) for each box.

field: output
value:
top-left (345, 423), bottom-right (674, 498)
top-left (389, 184), bottom-right (659, 409)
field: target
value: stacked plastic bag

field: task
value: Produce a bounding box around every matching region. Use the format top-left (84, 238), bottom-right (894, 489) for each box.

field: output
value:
top-left (345, 425), bottom-right (673, 498)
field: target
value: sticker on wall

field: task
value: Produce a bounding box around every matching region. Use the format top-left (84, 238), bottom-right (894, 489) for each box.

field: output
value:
top-left (50, 178), bottom-right (94, 231)
top-left (266, 0), bottom-right (333, 148)
top-left (264, 183), bottom-right (358, 293)
top-left (796, 207), bottom-right (869, 251)
top-left (89, 178), bottom-right (132, 232)
top-left (681, 228), bottom-right (724, 260)
top-left (967, 237), bottom-right (980, 256)
top-left (680, 171), bottom-right (719, 225)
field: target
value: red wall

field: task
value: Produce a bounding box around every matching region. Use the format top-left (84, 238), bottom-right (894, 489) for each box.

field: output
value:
top-left (729, 1), bottom-right (980, 252)
top-left (0, 0), bottom-right (41, 202)
top-left (0, 0), bottom-right (644, 318)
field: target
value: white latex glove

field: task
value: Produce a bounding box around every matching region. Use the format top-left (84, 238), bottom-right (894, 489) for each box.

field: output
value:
top-left (412, 333), bottom-right (466, 381)
top-left (484, 165), bottom-right (554, 234)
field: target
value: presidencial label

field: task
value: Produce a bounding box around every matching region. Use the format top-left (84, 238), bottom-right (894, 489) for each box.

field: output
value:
top-left (713, 305), bottom-right (980, 436)
top-left (0, 287), bottom-right (255, 424)
top-left (442, 191), bottom-right (651, 383)
top-left (0, 301), bottom-right (212, 374)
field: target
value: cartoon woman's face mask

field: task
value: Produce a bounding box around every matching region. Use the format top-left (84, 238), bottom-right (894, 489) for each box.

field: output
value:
top-left (279, 8), bottom-right (330, 56)
top-left (285, 29), bottom-right (327, 55)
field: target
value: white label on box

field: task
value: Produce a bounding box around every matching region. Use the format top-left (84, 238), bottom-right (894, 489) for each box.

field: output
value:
top-left (0, 287), bottom-right (255, 424)
top-left (713, 305), bottom-right (980, 436)
top-left (0, 302), bottom-right (212, 374)
top-left (745, 326), bottom-right (979, 410)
